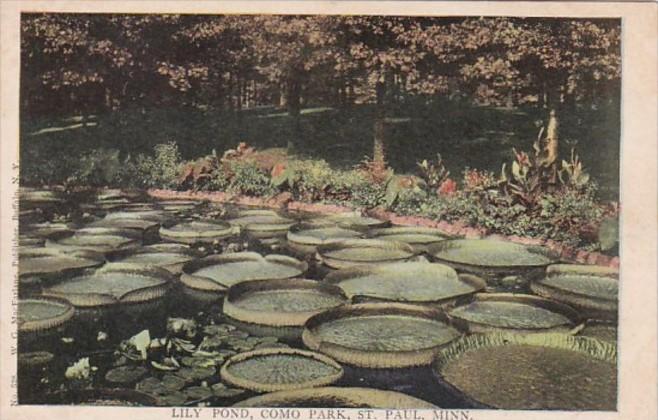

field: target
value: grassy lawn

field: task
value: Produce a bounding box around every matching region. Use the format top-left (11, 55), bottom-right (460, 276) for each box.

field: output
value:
top-left (20, 100), bottom-right (620, 201)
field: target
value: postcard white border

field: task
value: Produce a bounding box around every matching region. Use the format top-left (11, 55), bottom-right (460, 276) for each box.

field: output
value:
top-left (1, 2), bottom-right (656, 420)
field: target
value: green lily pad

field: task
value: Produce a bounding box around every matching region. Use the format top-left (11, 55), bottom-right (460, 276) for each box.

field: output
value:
top-left (449, 293), bottom-right (580, 333)
top-left (174, 367), bottom-right (216, 383)
top-left (19, 248), bottom-right (104, 280)
top-left (368, 226), bottom-right (451, 251)
top-left (234, 387), bottom-right (438, 408)
top-left (105, 365), bottom-right (148, 386)
top-left (428, 239), bottom-right (554, 269)
top-left (160, 220), bottom-right (235, 245)
top-left (18, 351), bottom-right (54, 368)
top-left (224, 279), bottom-right (347, 329)
top-left (303, 303), bottom-right (460, 368)
top-left (183, 386), bottom-right (213, 401)
top-left (181, 252), bottom-right (307, 291)
top-left (162, 374), bottom-right (187, 392)
top-left (433, 333), bottom-right (617, 410)
top-left (18, 298), bottom-right (75, 333)
top-left (155, 392), bottom-right (187, 407)
top-left (220, 348), bottom-right (343, 392)
top-left (531, 264), bottom-right (618, 320)
top-left (317, 239), bottom-right (416, 269)
top-left (287, 225), bottom-right (362, 246)
top-left (43, 263), bottom-right (172, 307)
top-left (211, 383), bottom-right (246, 399)
top-left (136, 377), bottom-right (168, 396)
top-left (324, 262), bottom-right (483, 304)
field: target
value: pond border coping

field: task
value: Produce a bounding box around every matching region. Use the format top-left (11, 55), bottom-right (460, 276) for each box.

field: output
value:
top-left (146, 188), bottom-right (619, 269)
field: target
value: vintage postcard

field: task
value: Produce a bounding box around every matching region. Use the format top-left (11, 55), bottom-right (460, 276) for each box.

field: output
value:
top-left (1, 1), bottom-right (656, 420)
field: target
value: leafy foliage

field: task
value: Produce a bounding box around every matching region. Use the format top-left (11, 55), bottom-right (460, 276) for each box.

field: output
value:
top-left (135, 142), bottom-right (183, 189)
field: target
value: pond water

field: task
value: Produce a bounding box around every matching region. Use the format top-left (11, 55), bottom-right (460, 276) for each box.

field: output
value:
top-left (17, 192), bottom-right (618, 409)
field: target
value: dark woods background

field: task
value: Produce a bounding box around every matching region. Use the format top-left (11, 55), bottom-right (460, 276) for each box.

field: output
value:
top-left (19, 14), bottom-right (621, 198)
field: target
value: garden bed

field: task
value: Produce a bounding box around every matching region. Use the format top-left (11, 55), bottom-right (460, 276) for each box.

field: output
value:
top-left (147, 188), bottom-right (619, 269)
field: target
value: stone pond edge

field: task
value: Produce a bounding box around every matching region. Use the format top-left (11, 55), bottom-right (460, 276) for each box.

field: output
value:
top-left (147, 188), bottom-right (619, 270)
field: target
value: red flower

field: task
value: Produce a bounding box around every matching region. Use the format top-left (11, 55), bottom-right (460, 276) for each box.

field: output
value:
top-left (271, 162), bottom-right (287, 179)
top-left (437, 178), bottom-right (458, 196)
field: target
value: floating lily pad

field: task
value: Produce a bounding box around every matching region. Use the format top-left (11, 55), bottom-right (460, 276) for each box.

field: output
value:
top-left (19, 248), bottom-right (104, 280)
top-left (287, 225), bottom-right (362, 246)
top-left (155, 392), bottom-right (187, 407)
top-left (160, 220), bottom-right (235, 244)
top-left (211, 382), bottom-right (246, 399)
top-left (105, 210), bottom-right (171, 222)
top-left (116, 244), bottom-right (201, 274)
top-left (46, 388), bottom-right (157, 406)
top-left (46, 228), bottom-right (141, 255)
top-left (180, 252), bottom-right (307, 293)
top-left (183, 386), bottom-right (214, 401)
top-left (43, 263), bottom-right (172, 307)
top-left (227, 212), bottom-right (295, 238)
top-left (328, 214), bottom-right (389, 231)
top-left (105, 365), bottom-right (148, 386)
top-left (223, 279), bottom-right (347, 339)
top-left (174, 366), bottom-right (216, 383)
top-left (220, 348), bottom-right (343, 392)
top-left (18, 298), bottom-right (75, 334)
top-left (157, 200), bottom-right (201, 212)
top-left (234, 387), bottom-right (438, 408)
top-left (317, 239), bottom-right (416, 269)
top-left (428, 239), bottom-right (555, 278)
top-left (20, 188), bottom-right (65, 209)
top-left (433, 333), bottom-right (617, 410)
top-left (162, 374), bottom-right (187, 392)
top-left (578, 320), bottom-right (617, 343)
top-left (18, 351), bottom-right (54, 368)
top-left (324, 262), bottom-right (484, 305)
top-left (136, 377), bottom-right (169, 395)
top-left (19, 235), bottom-right (45, 247)
top-left (303, 303), bottom-right (460, 368)
top-left (531, 264), bottom-right (618, 320)
top-left (21, 222), bottom-right (72, 238)
top-left (448, 293), bottom-right (581, 333)
top-left (368, 226), bottom-right (452, 251)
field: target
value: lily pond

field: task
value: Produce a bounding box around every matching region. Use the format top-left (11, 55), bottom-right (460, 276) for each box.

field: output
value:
top-left (17, 188), bottom-right (619, 410)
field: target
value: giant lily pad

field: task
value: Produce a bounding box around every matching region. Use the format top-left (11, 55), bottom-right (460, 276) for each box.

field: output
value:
top-left (104, 210), bottom-right (171, 222)
top-left (432, 333), bottom-right (617, 410)
top-left (317, 239), bottom-right (416, 269)
top-left (427, 239), bottom-right (555, 277)
top-left (368, 226), bottom-right (452, 252)
top-left (448, 293), bottom-right (581, 333)
top-left (578, 320), bottom-right (617, 343)
top-left (43, 263), bottom-right (172, 307)
top-left (287, 224), bottom-right (362, 255)
top-left (531, 264), bottom-right (618, 320)
top-left (324, 262), bottom-right (484, 305)
top-left (19, 248), bottom-right (104, 281)
top-left (327, 214), bottom-right (389, 231)
top-left (46, 228), bottom-right (141, 256)
top-left (180, 252), bottom-right (307, 293)
top-left (159, 220), bottom-right (235, 244)
top-left (220, 348), bottom-right (343, 392)
top-left (19, 188), bottom-right (65, 209)
top-left (115, 244), bottom-right (201, 274)
top-left (21, 222), bottom-right (72, 239)
top-left (223, 279), bottom-right (348, 338)
top-left (234, 387), bottom-right (438, 408)
top-left (45, 388), bottom-right (157, 406)
top-left (18, 351), bottom-right (54, 368)
top-left (156, 200), bottom-right (202, 213)
top-left (227, 211), bottom-right (295, 239)
top-left (302, 303), bottom-right (461, 368)
top-left (18, 298), bottom-right (75, 334)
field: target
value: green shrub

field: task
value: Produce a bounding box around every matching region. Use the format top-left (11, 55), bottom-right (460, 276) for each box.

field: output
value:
top-left (66, 148), bottom-right (123, 187)
top-left (135, 142), bottom-right (183, 189)
top-left (227, 160), bottom-right (276, 197)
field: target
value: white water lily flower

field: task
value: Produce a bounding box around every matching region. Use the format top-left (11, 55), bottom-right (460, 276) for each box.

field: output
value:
top-left (127, 329), bottom-right (151, 360)
top-left (65, 357), bottom-right (91, 380)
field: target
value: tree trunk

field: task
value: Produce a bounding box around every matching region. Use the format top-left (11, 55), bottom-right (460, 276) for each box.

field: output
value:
top-left (286, 77), bottom-right (302, 153)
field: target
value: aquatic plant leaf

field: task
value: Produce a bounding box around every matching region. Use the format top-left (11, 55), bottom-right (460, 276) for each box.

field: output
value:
top-left (104, 365), bottom-right (147, 385)
top-left (220, 348), bottom-right (343, 392)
